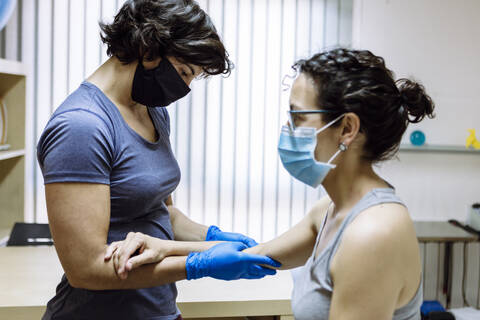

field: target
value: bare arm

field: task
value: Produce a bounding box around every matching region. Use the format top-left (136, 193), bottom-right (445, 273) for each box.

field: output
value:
top-left (167, 196), bottom-right (209, 241)
top-left (46, 183), bottom-right (215, 290)
top-left (243, 196), bottom-right (330, 269)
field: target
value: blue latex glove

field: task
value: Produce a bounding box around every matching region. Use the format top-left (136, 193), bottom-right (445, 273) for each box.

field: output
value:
top-left (206, 225), bottom-right (258, 248)
top-left (185, 242), bottom-right (281, 280)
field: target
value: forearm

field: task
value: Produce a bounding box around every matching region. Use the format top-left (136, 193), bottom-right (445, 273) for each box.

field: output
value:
top-left (243, 220), bottom-right (317, 270)
top-left (71, 240), bottom-right (220, 290)
top-left (165, 239), bottom-right (222, 255)
top-left (243, 242), bottom-right (305, 270)
top-left (73, 251), bottom-right (188, 290)
top-left (168, 205), bottom-right (209, 241)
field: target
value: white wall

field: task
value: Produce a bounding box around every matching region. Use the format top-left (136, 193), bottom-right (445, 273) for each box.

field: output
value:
top-left (353, 0), bottom-right (480, 221)
top-left (0, 0), bottom-right (353, 241)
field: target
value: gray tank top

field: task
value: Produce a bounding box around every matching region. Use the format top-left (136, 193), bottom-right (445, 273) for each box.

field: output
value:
top-left (291, 187), bottom-right (423, 320)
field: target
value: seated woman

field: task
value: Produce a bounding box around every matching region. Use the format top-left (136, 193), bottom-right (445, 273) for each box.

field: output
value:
top-left (110, 48), bottom-right (434, 320)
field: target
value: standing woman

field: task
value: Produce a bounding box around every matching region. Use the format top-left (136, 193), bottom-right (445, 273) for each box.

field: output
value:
top-left (111, 48), bottom-right (434, 320)
top-left (37, 1), bottom-right (279, 319)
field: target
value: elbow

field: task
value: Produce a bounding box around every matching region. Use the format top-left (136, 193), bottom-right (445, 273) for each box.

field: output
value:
top-left (66, 270), bottom-right (98, 290)
top-left (65, 271), bottom-right (89, 289)
top-left (64, 266), bottom-right (113, 290)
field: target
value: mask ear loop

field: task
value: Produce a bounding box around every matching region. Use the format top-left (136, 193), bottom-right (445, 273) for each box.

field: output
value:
top-left (327, 142), bottom-right (348, 165)
top-left (314, 113), bottom-right (347, 166)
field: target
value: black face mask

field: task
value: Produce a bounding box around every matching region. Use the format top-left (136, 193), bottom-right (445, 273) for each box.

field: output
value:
top-left (131, 57), bottom-right (191, 107)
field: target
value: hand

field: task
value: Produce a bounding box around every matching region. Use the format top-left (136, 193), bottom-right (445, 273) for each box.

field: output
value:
top-left (185, 241), bottom-right (281, 280)
top-left (206, 225), bottom-right (258, 248)
top-left (104, 232), bottom-right (169, 279)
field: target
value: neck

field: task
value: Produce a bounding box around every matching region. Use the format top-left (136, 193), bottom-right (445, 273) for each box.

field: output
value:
top-left (321, 152), bottom-right (388, 217)
top-left (87, 57), bottom-right (138, 108)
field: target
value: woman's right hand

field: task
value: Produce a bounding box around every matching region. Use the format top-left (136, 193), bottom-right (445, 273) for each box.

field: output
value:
top-left (104, 232), bottom-right (169, 280)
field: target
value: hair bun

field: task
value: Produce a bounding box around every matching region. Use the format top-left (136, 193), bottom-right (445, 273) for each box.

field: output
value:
top-left (396, 78), bottom-right (435, 123)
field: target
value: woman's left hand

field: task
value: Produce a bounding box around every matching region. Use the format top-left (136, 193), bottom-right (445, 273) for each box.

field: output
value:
top-left (104, 232), bottom-right (170, 280)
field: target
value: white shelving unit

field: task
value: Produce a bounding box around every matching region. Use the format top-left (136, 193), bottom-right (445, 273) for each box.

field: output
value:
top-left (0, 149), bottom-right (25, 161)
top-left (0, 59), bottom-right (27, 234)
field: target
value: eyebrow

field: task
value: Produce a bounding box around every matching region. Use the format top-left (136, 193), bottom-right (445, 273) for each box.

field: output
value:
top-left (289, 103), bottom-right (299, 110)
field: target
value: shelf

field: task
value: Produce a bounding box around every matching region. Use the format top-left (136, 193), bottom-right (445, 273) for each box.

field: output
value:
top-left (0, 59), bottom-right (27, 76)
top-left (0, 59), bottom-right (27, 234)
top-left (399, 144), bottom-right (480, 154)
top-left (0, 149), bottom-right (25, 161)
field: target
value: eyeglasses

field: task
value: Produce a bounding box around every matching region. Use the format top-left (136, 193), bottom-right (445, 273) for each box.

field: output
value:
top-left (287, 109), bottom-right (335, 130)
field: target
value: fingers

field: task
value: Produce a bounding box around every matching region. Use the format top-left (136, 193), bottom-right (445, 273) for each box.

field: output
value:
top-left (257, 265), bottom-right (277, 276)
top-left (248, 264), bottom-right (277, 277)
top-left (243, 254), bottom-right (282, 268)
top-left (243, 237), bottom-right (258, 248)
top-left (125, 250), bottom-right (158, 271)
top-left (115, 232), bottom-right (146, 279)
top-left (244, 273), bottom-right (266, 280)
top-left (242, 265), bottom-right (276, 279)
top-left (104, 242), bottom-right (120, 261)
top-left (224, 241), bottom-right (248, 251)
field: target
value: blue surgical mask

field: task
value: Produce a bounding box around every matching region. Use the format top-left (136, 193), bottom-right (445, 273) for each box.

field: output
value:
top-left (278, 114), bottom-right (345, 188)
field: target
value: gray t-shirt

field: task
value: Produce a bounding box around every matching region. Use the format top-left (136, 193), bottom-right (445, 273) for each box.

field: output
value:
top-left (37, 81), bottom-right (182, 320)
top-left (291, 188), bottom-right (423, 320)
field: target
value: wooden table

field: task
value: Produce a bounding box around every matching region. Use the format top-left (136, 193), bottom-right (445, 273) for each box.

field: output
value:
top-left (414, 221), bottom-right (479, 242)
top-left (0, 246), bottom-right (294, 319)
top-left (1, 222), bottom-right (477, 318)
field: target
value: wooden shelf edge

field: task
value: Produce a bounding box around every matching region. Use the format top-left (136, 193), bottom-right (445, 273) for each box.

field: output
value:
top-left (0, 59), bottom-right (27, 76)
top-left (0, 149), bottom-right (25, 161)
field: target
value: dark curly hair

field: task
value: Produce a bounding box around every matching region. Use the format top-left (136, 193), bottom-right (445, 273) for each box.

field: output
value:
top-left (99, 0), bottom-right (232, 76)
top-left (293, 48), bottom-right (435, 162)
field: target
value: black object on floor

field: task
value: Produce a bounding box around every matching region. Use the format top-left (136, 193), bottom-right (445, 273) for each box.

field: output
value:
top-left (423, 311), bottom-right (456, 320)
top-left (6, 222), bottom-right (53, 246)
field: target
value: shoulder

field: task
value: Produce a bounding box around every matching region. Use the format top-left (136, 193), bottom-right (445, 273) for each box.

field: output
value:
top-left (38, 108), bottom-right (116, 160)
top-left (346, 202), bottom-right (413, 247)
top-left (47, 108), bottom-right (114, 138)
top-left (332, 202), bottom-right (416, 277)
top-left (54, 82), bottom-right (116, 131)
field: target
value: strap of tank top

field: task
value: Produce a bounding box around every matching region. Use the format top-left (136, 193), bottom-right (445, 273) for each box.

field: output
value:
top-left (311, 201), bottom-right (334, 258)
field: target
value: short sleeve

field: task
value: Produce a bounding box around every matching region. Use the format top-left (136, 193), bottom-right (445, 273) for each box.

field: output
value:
top-left (37, 109), bottom-right (115, 185)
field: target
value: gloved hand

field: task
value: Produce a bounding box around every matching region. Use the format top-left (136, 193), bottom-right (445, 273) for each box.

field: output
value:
top-left (206, 225), bottom-right (258, 248)
top-left (185, 241), bottom-right (281, 280)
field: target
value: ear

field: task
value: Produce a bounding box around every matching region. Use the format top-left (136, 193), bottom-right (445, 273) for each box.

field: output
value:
top-left (339, 112), bottom-right (360, 147)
